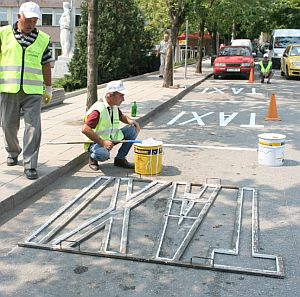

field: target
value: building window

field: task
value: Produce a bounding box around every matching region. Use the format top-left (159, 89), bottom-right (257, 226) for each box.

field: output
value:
top-left (49, 42), bottom-right (62, 61)
top-left (41, 8), bottom-right (53, 26)
top-left (0, 8), bottom-right (8, 23)
top-left (55, 48), bottom-right (62, 60)
top-left (12, 8), bottom-right (19, 23)
top-left (54, 8), bottom-right (63, 26)
top-left (75, 9), bottom-right (81, 27)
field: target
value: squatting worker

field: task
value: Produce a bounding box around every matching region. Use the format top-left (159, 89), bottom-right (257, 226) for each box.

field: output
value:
top-left (0, 2), bottom-right (53, 180)
top-left (258, 53), bottom-right (274, 84)
top-left (82, 80), bottom-right (141, 171)
top-left (157, 31), bottom-right (170, 78)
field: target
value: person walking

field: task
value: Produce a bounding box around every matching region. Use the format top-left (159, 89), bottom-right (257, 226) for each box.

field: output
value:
top-left (82, 80), bottom-right (140, 171)
top-left (0, 1), bottom-right (53, 180)
top-left (258, 53), bottom-right (274, 84)
top-left (157, 31), bottom-right (170, 78)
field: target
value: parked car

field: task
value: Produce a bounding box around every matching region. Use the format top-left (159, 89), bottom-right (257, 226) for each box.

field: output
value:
top-left (280, 44), bottom-right (300, 78)
top-left (213, 46), bottom-right (254, 79)
top-left (231, 39), bottom-right (253, 53)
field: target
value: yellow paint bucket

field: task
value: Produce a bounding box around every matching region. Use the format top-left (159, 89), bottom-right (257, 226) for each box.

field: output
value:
top-left (134, 139), bottom-right (163, 175)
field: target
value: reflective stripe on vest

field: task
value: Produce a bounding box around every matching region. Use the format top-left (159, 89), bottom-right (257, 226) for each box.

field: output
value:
top-left (83, 101), bottom-right (124, 151)
top-left (0, 25), bottom-right (49, 94)
top-left (259, 60), bottom-right (272, 74)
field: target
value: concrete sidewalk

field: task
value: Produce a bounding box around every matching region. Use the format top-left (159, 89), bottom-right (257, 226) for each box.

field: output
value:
top-left (0, 61), bottom-right (212, 215)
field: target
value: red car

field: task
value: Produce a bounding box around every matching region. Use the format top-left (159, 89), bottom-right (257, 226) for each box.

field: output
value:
top-left (213, 46), bottom-right (254, 79)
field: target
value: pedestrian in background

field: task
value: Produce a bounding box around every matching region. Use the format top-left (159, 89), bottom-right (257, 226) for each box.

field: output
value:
top-left (0, 1), bottom-right (53, 180)
top-left (157, 31), bottom-right (170, 78)
top-left (258, 53), bottom-right (274, 84)
top-left (82, 80), bottom-right (140, 171)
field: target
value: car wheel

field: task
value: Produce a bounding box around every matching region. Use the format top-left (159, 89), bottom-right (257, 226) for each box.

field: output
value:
top-left (285, 66), bottom-right (290, 79)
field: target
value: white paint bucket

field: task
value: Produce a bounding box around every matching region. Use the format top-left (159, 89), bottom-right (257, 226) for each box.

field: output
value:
top-left (258, 133), bottom-right (286, 166)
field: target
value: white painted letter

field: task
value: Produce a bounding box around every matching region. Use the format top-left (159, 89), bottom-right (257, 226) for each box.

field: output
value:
top-left (219, 112), bottom-right (238, 127)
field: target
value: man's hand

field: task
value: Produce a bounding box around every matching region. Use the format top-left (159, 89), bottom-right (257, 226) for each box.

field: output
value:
top-left (43, 86), bottom-right (53, 104)
top-left (101, 139), bottom-right (114, 151)
top-left (131, 120), bottom-right (141, 134)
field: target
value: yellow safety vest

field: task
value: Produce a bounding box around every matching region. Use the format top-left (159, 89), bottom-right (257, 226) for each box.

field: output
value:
top-left (259, 60), bottom-right (272, 74)
top-left (0, 25), bottom-right (49, 94)
top-left (83, 100), bottom-right (124, 151)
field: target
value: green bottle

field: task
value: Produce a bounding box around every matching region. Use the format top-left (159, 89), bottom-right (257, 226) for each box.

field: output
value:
top-left (131, 101), bottom-right (137, 117)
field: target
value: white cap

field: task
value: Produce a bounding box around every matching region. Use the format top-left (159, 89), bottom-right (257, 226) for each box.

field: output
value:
top-left (263, 53), bottom-right (268, 58)
top-left (105, 80), bottom-right (128, 95)
top-left (19, 2), bottom-right (41, 19)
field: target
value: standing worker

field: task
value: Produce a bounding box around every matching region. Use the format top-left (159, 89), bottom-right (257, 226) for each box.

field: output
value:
top-left (157, 31), bottom-right (170, 78)
top-left (82, 80), bottom-right (140, 171)
top-left (258, 53), bottom-right (274, 84)
top-left (0, 2), bottom-right (53, 180)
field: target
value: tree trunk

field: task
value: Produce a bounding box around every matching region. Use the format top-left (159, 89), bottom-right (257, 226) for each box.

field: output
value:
top-left (163, 39), bottom-right (173, 87)
top-left (163, 21), bottom-right (181, 88)
top-left (86, 0), bottom-right (98, 110)
top-left (195, 20), bottom-right (205, 73)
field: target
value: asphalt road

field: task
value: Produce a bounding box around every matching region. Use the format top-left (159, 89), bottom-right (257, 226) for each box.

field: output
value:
top-left (0, 74), bottom-right (299, 297)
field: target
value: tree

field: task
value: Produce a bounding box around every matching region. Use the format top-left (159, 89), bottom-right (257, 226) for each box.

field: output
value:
top-left (268, 0), bottom-right (300, 29)
top-left (86, 0), bottom-right (98, 109)
top-left (69, 0), bottom-right (151, 96)
top-left (191, 0), bottom-right (217, 73)
top-left (163, 0), bottom-right (189, 87)
top-left (135, 0), bottom-right (169, 44)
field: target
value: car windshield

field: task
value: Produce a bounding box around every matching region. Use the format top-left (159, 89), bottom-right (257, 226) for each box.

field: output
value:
top-left (218, 47), bottom-right (251, 57)
top-left (290, 46), bottom-right (300, 56)
top-left (274, 37), bottom-right (300, 48)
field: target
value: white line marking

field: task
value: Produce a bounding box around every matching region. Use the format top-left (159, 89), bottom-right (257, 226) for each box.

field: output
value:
top-left (178, 112), bottom-right (214, 126)
top-left (219, 112), bottom-right (238, 127)
top-left (181, 100), bottom-right (268, 104)
top-left (209, 87), bottom-right (228, 94)
top-left (232, 88), bottom-right (244, 95)
top-left (163, 143), bottom-right (257, 151)
top-left (245, 88), bottom-right (263, 95)
top-left (167, 111), bottom-right (186, 125)
top-left (240, 113), bottom-right (264, 128)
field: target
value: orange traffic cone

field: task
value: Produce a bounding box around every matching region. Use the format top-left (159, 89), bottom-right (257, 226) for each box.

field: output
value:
top-left (265, 94), bottom-right (281, 121)
top-left (248, 66), bottom-right (255, 83)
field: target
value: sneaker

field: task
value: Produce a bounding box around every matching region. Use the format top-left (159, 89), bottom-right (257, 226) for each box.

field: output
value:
top-left (261, 79), bottom-right (264, 83)
top-left (89, 157), bottom-right (99, 171)
top-left (114, 158), bottom-right (134, 169)
top-left (7, 157), bottom-right (18, 166)
top-left (158, 75), bottom-right (163, 78)
top-left (267, 81), bottom-right (271, 84)
top-left (24, 168), bottom-right (38, 180)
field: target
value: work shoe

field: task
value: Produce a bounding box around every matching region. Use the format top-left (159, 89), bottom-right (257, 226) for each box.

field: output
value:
top-left (7, 157), bottom-right (18, 166)
top-left (114, 158), bottom-right (134, 169)
top-left (24, 168), bottom-right (38, 180)
top-left (89, 157), bottom-right (99, 171)
top-left (261, 79), bottom-right (264, 83)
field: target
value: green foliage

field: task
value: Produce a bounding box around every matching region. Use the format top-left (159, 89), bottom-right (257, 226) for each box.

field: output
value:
top-left (174, 57), bottom-right (196, 67)
top-left (204, 0), bottom-right (300, 41)
top-left (269, 0), bottom-right (300, 29)
top-left (68, 0), bottom-right (155, 91)
top-left (52, 75), bottom-right (83, 92)
top-left (135, 0), bottom-right (169, 43)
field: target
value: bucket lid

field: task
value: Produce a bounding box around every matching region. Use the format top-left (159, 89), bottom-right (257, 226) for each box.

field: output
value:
top-left (135, 138), bottom-right (163, 147)
top-left (258, 133), bottom-right (286, 141)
